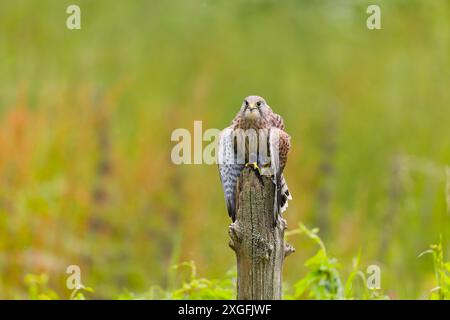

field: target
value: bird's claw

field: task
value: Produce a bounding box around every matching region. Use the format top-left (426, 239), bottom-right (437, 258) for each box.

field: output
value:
top-left (245, 162), bottom-right (261, 174)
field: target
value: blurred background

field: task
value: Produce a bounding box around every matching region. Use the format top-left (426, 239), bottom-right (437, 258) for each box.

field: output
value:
top-left (0, 0), bottom-right (449, 299)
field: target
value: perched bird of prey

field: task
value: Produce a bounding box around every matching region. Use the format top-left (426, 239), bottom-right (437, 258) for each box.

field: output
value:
top-left (218, 95), bottom-right (292, 225)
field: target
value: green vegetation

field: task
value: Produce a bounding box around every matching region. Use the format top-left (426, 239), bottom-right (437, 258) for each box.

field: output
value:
top-left (22, 224), bottom-right (449, 300)
top-left (0, 0), bottom-right (449, 299)
top-left (419, 237), bottom-right (450, 300)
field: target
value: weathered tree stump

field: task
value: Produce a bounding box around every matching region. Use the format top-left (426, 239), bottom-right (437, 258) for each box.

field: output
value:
top-left (229, 167), bottom-right (295, 300)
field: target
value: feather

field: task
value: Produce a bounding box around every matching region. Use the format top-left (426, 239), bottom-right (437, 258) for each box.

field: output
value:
top-left (218, 127), bottom-right (244, 221)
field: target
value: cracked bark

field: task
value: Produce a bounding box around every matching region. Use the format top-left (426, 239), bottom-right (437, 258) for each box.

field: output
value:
top-left (229, 167), bottom-right (294, 300)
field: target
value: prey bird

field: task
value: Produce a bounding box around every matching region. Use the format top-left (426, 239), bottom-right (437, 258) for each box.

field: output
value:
top-left (218, 95), bottom-right (292, 226)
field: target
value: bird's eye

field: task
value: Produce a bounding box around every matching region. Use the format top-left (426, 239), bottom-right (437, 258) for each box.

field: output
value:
top-left (256, 101), bottom-right (262, 107)
top-left (244, 100), bottom-right (249, 107)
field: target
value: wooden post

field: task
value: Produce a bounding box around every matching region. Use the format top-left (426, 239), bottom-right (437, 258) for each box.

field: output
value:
top-left (229, 167), bottom-right (295, 300)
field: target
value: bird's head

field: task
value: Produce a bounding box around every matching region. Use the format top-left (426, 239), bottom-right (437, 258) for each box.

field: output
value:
top-left (240, 95), bottom-right (270, 121)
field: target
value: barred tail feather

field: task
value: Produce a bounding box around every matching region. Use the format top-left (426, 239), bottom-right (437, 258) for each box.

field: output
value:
top-left (280, 175), bottom-right (292, 213)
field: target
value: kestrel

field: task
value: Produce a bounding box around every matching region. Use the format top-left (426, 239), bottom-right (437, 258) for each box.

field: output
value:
top-left (218, 95), bottom-right (292, 225)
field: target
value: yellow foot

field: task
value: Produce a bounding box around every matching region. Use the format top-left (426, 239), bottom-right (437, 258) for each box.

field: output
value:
top-left (245, 162), bottom-right (261, 174)
top-left (260, 163), bottom-right (272, 176)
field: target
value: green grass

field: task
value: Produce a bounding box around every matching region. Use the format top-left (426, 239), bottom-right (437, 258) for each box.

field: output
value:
top-left (23, 224), bottom-right (450, 300)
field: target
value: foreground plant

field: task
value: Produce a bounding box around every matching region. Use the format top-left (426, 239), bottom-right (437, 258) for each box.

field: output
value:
top-left (419, 236), bottom-right (450, 300)
top-left (285, 223), bottom-right (388, 300)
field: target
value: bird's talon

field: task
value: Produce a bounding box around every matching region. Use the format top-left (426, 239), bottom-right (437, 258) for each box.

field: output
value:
top-left (245, 162), bottom-right (261, 174)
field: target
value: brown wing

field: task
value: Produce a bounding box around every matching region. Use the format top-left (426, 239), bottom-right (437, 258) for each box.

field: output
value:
top-left (268, 127), bottom-right (291, 225)
top-left (278, 129), bottom-right (291, 169)
top-left (270, 113), bottom-right (285, 131)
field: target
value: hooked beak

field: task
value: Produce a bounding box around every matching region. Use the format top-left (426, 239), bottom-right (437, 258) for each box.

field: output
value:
top-left (245, 103), bottom-right (260, 120)
top-left (247, 103), bottom-right (258, 111)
